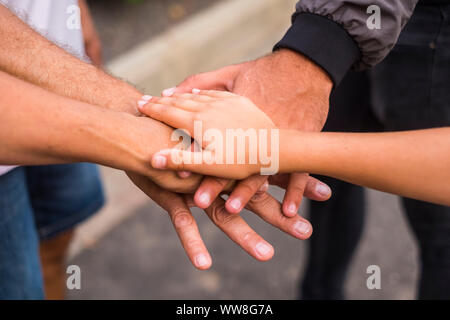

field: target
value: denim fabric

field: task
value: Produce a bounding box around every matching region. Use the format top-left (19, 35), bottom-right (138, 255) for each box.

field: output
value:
top-left (0, 164), bottom-right (104, 299)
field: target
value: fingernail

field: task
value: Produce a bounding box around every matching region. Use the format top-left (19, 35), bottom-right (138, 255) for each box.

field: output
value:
top-left (294, 221), bottom-right (311, 236)
top-left (162, 87), bottom-right (176, 97)
top-left (138, 100), bottom-right (148, 108)
top-left (192, 88), bottom-right (201, 94)
top-left (316, 183), bottom-right (331, 197)
top-left (287, 203), bottom-right (297, 215)
top-left (228, 198), bottom-right (242, 211)
top-left (258, 181), bottom-right (269, 193)
top-left (152, 155), bottom-right (167, 169)
top-left (195, 254), bottom-right (210, 268)
top-left (142, 95), bottom-right (152, 101)
top-left (255, 242), bottom-right (272, 257)
top-left (198, 192), bottom-right (211, 206)
top-left (178, 171), bottom-right (192, 179)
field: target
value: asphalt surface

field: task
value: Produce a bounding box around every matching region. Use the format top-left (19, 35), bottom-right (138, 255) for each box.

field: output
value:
top-left (88, 0), bottom-right (221, 61)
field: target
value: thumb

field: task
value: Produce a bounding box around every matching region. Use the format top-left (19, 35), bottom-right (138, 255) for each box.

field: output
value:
top-left (162, 65), bottom-right (240, 96)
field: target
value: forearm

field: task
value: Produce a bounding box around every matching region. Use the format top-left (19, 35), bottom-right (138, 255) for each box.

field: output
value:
top-left (0, 4), bottom-right (140, 114)
top-left (0, 71), bottom-right (158, 174)
top-left (0, 4), bottom-right (203, 191)
top-left (281, 129), bottom-right (450, 205)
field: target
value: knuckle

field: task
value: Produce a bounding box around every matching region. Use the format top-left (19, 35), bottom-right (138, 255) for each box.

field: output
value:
top-left (211, 205), bottom-right (234, 225)
top-left (237, 182), bottom-right (257, 197)
top-left (205, 178), bottom-right (228, 192)
top-left (184, 74), bottom-right (200, 85)
top-left (184, 238), bottom-right (203, 250)
top-left (172, 210), bottom-right (195, 229)
top-left (241, 231), bottom-right (255, 242)
top-left (248, 191), bottom-right (272, 207)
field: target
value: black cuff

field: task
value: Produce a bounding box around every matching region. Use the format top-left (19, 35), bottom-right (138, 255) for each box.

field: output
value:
top-left (274, 13), bottom-right (361, 86)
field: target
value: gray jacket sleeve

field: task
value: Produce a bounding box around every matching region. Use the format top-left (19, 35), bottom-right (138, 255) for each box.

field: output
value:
top-left (274, 0), bottom-right (419, 85)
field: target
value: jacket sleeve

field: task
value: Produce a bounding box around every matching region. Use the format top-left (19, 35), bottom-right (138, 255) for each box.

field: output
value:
top-left (274, 0), bottom-right (419, 85)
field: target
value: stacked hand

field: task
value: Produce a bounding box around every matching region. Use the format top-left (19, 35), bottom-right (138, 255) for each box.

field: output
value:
top-left (131, 49), bottom-right (333, 269)
top-left (81, 15), bottom-right (332, 269)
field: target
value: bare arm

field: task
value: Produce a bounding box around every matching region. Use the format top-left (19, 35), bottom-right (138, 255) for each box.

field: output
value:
top-left (0, 3), bottom-right (137, 114)
top-left (0, 71), bottom-right (176, 180)
top-left (279, 129), bottom-right (450, 206)
top-left (0, 3), bottom-right (204, 192)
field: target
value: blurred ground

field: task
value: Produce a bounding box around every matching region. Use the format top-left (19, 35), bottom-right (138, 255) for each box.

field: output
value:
top-left (88, 0), bottom-right (221, 61)
top-left (68, 0), bottom-right (419, 300)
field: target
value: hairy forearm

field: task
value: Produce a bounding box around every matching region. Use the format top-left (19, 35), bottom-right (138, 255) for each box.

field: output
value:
top-left (0, 71), bottom-right (158, 173)
top-left (280, 129), bottom-right (450, 205)
top-left (0, 72), bottom-right (204, 194)
top-left (0, 4), bottom-right (202, 192)
top-left (0, 4), bottom-right (139, 114)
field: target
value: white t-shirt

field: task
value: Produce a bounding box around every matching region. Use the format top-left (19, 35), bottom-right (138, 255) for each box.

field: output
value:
top-left (0, 0), bottom-right (85, 176)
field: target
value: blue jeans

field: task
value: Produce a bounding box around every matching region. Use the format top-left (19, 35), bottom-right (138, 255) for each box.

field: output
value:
top-left (0, 164), bottom-right (104, 299)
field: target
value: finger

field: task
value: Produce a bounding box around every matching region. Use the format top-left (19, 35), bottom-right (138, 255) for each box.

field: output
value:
top-left (176, 141), bottom-right (196, 179)
top-left (193, 89), bottom-right (237, 99)
top-left (246, 191), bottom-right (313, 240)
top-left (153, 95), bottom-right (213, 110)
top-left (126, 173), bottom-right (211, 269)
top-left (152, 149), bottom-right (250, 180)
top-left (303, 176), bottom-right (332, 201)
top-left (225, 175), bottom-right (268, 214)
top-left (167, 65), bottom-right (240, 95)
top-left (177, 171), bottom-right (192, 179)
top-left (170, 93), bottom-right (216, 103)
top-left (138, 102), bottom-right (193, 130)
top-left (282, 173), bottom-right (310, 217)
top-left (194, 177), bottom-right (230, 209)
top-left (269, 174), bottom-right (332, 201)
top-left (204, 197), bottom-right (274, 261)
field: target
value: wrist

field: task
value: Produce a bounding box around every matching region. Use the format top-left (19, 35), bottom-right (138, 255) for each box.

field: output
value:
top-left (272, 49), bottom-right (332, 96)
top-left (278, 129), bottom-right (317, 174)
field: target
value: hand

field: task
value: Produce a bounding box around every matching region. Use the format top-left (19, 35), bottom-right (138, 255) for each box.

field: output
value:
top-left (138, 90), bottom-right (276, 146)
top-left (138, 90), bottom-right (278, 179)
top-left (127, 172), bottom-right (317, 270)
top-left (113, 112), bottom-right (203, 193)
top-left (168, 49), bottom-right (333, 216)
top-left (127, 112), bottom-right (329, 270)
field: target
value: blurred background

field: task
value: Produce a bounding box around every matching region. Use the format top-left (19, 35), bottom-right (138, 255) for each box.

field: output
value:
top-left (67, 0), bottom-right (418, 299)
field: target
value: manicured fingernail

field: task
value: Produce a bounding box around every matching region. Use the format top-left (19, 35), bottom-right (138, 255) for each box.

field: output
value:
top-left (258, 181), bottom-right (269, 193)
top-left (287, 203), bottom-right (297, 214)
top-left (195, 254), bottom-right (210, 268)
top-left (198, 193), bottom-right (211, 206)
top-left (152, 155), bottom-right (167, 169)
top-left (162, 87), bottom-right (176, 97)
top-left (192, 88), bottom-right (201, 94)
top-left (316, 183), bottom-right (331, 197)
top-left (294, 221), bottom-right (311, 236)
top-left (255, 242), bottom-right (272, 257)
top-left (178, 171), bottom-right (192, 178)
top-left (228, 198), bottom-right (242, 211)
top-left (138, 100), bottom-right (148, 108)
top-left (142, 95), bottom-right (152, 101)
